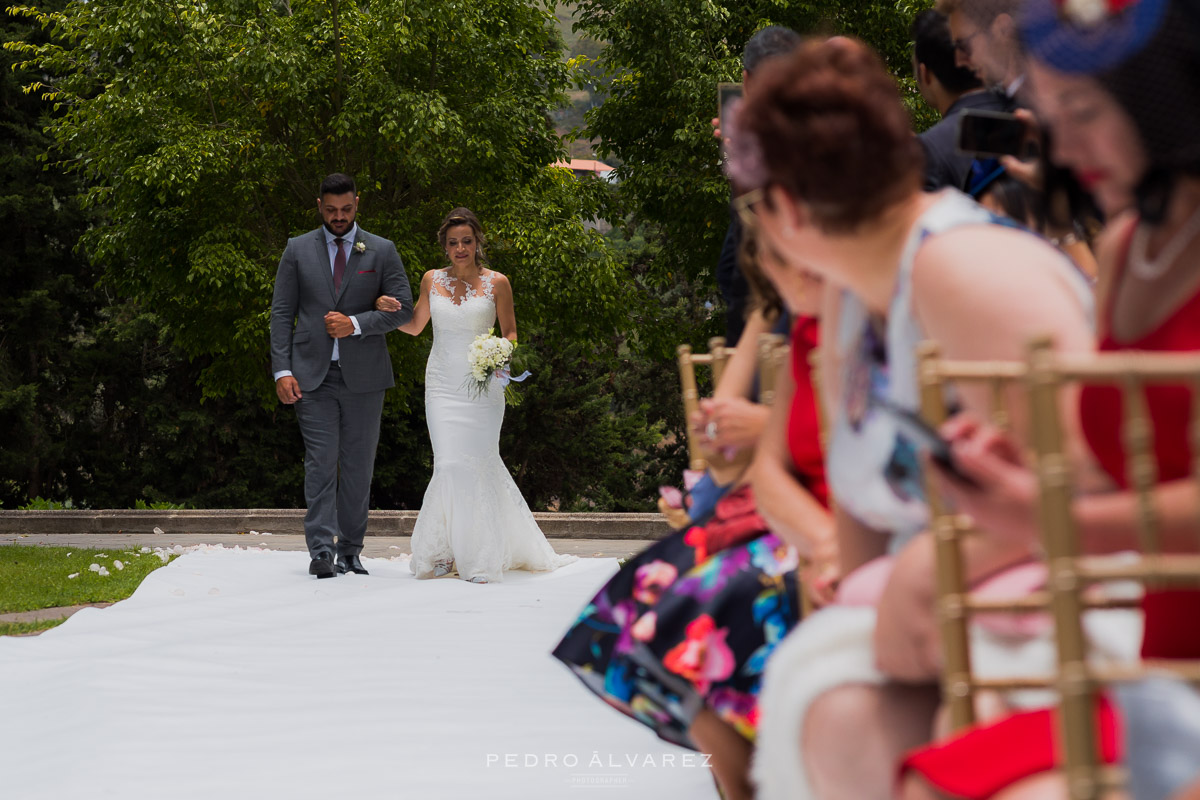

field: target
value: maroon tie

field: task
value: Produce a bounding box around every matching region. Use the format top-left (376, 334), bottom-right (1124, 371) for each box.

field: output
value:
top-left (333, 237), bottom-right (347, 291)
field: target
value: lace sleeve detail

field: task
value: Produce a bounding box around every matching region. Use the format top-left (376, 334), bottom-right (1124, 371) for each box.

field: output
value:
top-left (478, 271), bottom-right (495, 301)
top-left (430, 269), bottom-right (453, 298)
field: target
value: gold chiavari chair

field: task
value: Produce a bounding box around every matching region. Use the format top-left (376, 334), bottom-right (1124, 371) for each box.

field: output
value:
top-left (916, 341), bottom-right (1031, 733)
top-left (917, 338), bottom-right (1200, 800)
top-left (757, 332), bottom-right (788, 409)
top-left (1024, 338), bottom-right (1200, 800)
top-left (677, 336), bottom-right (734, 473)
top-left (677, 333), bottom-right (791, 472)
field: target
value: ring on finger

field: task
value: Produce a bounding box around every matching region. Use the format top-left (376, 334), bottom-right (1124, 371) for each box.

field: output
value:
top-left (705, 421), bottom-right (719, 440)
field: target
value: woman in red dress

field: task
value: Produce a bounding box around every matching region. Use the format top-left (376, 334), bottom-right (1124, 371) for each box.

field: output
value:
top-left (901, 1), bottom-right (1200, 797)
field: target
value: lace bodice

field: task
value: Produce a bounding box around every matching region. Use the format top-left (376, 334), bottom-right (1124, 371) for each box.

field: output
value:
top-left (430, 269), bottom-right (495, 306)
top-left (426, 268), bottom-right (500, 406)
top-left (429, 269), bottom-right (497, 350)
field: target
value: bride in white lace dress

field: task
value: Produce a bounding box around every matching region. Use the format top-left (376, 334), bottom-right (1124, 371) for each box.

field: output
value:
top-left (376, 207), bottom-right (576, 583)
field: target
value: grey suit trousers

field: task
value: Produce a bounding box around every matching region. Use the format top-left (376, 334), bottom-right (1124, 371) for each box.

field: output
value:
top-left (294, 363), bottom-right (385, 558)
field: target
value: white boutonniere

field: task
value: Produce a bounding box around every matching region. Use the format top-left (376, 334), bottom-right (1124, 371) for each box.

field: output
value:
top-left (354, 241), bottom-right (367, 254)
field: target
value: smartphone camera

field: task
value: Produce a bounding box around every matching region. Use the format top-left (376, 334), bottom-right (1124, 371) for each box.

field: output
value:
top-left (956, 109), bottom-right (1027, 159)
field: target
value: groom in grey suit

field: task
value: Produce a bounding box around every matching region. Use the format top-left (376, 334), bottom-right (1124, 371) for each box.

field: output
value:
top-left (270, 173), bottom-right (414, 578)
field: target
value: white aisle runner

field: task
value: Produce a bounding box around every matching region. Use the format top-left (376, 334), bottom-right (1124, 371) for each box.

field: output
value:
top-left (0, 547), bottom-right (719, 799)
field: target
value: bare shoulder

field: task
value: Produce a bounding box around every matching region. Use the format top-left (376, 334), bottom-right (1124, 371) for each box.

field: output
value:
top-left (913, 224), bottom-right (1078, 299)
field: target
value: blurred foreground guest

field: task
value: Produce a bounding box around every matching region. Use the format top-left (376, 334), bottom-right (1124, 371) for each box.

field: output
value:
top-left (554, 227), bottom-right (830, 800)
top-left (724, 36), bottom-right (1094, 800)
top-left (901, 2), bottom-right (1200, 798)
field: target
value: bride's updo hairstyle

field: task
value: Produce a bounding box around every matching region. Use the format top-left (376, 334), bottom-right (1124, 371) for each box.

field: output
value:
top-left (437, 206), bottom-right (487, 265)
top-left (733, 38), bottom-right (924, 233)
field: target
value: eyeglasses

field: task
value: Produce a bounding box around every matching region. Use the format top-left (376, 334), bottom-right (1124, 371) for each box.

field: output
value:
top-left (952, 29), bottom-right (983, 57)
top-left (733, 188), bottom-right (764, 229)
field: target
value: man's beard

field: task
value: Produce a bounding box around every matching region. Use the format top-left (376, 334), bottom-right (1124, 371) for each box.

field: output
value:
top-left (323, 219), bottom-right (354, 236)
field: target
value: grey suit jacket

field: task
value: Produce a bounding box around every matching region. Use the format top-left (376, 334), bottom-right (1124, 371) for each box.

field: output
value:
top-left (270, 227), bottom-right (414, 393)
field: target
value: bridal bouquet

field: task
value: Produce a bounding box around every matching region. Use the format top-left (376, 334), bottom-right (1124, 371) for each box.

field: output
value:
top-left (466, 334), bottom-right (530, 404)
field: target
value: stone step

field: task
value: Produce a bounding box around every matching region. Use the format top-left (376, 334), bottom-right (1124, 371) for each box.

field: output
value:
top-left (0, 509), bottom-right (671, 541)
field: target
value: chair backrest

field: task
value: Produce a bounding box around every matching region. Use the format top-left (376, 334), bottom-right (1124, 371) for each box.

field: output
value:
top-left (1023, 338), bottom-right (1200, 800)
top-left (678, 337), bottom-right (734, 472)
top-left (918, 338), bottom-right (1200, 800)
top-left (677, 333), bottom-right (790, 472)
top-left (916, 341), bottom-right (1029, 733)
top-left (757, 333), bottom-right (788, 408)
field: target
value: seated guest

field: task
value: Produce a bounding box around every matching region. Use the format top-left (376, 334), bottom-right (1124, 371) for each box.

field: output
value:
top-left (897, 1), bottom-right (1200, 797)
top-left (912, 8), bottom-right (1009, 191)
top-left (553, 230), bottom-right (830, 800)
top-left (722, 36), bottom-right (1095, 800)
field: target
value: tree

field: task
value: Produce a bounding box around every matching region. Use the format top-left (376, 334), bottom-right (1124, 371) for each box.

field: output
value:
top-left (0, 0), bottom-right (93, 504)
top-left (8, 0), bottom-right (628, 404)
top-left (5, 0), bottom-right (686, 512)
top-left (570, 0), bottom-right (935, 300)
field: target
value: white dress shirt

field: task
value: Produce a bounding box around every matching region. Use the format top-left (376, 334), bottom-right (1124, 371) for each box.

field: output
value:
top-left (273, 223), bottom-right (363, 382)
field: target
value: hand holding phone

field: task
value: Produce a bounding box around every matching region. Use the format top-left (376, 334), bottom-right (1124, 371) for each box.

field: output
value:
top-left (717, 82), bottom-right (744, 141)
top-left (871, 396), bottom-right (981, 488)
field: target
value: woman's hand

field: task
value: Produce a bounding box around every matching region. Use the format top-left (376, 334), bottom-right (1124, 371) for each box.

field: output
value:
top-left (691, 397), bottom-right (770, 451)
top-left (998, 109), bottom-right (1044, 190)
top-left (375, 295), bottom-right (402, 312)
top-left (800, 531), bottom-right (841, 608)
top-left (932, 413), bottom-right (1040, 549)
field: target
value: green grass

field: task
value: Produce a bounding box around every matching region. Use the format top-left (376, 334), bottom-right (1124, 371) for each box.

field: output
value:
top-left (0, 544), bottom-right (176, 615)
top-left (0, 618), bottom-right (67, 637)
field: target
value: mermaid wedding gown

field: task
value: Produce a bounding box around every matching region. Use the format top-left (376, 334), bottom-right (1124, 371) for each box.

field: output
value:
top-left (409, 269), bottom-right (577, 582)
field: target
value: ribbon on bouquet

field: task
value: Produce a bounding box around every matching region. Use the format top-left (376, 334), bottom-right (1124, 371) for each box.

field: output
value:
top-left (494, 368), bottom-right (531, 387)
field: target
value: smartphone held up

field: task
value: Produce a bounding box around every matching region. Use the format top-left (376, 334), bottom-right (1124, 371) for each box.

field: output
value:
top-left (956, 109), bottom-right (1028, 159)
top-left (717, 82), bottom-right (744, 139)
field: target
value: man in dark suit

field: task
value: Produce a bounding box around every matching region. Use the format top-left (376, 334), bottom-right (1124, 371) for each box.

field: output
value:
top-left (912, 9), bottom-right (1011, 191)
top-left (270, 173), bottom-right (414, 578)
top-left (715, 26), bottom-right (801, 346)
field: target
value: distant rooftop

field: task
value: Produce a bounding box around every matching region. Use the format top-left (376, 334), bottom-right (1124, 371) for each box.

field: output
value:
top-left (553, 158), bottom-right (615, 176)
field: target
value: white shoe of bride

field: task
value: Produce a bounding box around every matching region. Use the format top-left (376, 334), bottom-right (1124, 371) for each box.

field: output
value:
top-left (433, 560), bottom-right (454, 578)
top-left (466, 575), bottom-right (489, 584)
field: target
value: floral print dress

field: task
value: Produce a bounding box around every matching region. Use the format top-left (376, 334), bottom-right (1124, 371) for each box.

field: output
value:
top-left (551, 319), bottom-right (827, 748)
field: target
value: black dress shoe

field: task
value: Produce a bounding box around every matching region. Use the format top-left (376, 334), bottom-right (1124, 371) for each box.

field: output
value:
top-left (337, 554), bottom-right (369, 575)
top-left (309, 554), bottom-right (337, 579)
